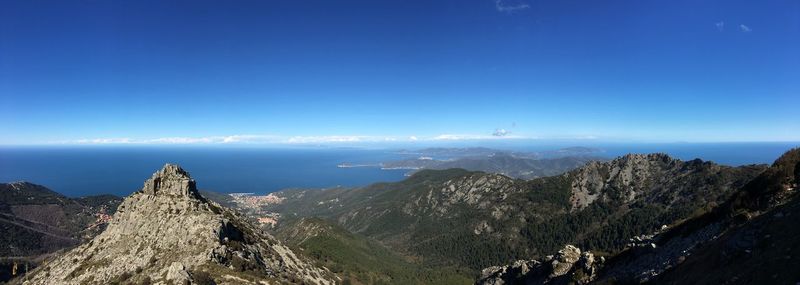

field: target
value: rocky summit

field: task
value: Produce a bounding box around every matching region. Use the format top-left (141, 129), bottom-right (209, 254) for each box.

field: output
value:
top-left (476, 245), bottom-right (599, 285)
top-left (141, 164), bottom-right (200, 198)
top-left (21, 164), bottom-right (334, 285)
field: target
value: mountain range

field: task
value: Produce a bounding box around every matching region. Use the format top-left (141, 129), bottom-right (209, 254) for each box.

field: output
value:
top-left (2, 148), bottom-right (798, 284)
top-left (260, 153), bottom-right (765, 274)
top-left (347, 147), bottom-right (606, 180)
top-left (380, 154), bottom-right (601, 180)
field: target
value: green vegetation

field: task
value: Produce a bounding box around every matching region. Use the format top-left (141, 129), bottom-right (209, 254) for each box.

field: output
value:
top-left (265, 154), bottom-right (767, 274)
top-left (0, 182), bottom-right (121, 282)
top-left (190, 270), bottom-right (216, 285)
top-left (275, 218), bottom-right (473, 285)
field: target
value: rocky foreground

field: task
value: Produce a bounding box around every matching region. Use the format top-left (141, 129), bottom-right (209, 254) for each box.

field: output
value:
top-left (20, 164), bottom-right (335, 285)
top-left (477, 245), bottom-right (599, 285)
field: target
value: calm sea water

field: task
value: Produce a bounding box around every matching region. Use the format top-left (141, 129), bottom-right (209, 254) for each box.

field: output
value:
top-left (595, 142), bottom-right (798, 166)
top-left (0, 147), bottom-right (410, 197)
top-left (0, 143), bottom-right (797, 197)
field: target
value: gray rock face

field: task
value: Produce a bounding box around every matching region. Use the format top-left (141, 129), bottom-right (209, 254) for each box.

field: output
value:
top-left (166, 262), bottom-right (192, 283)
top-left (568, 153), bottom-right (757, 212)
top-left (23, 164), bottom-right (334, 285)
top-left (476, 245), bottom-right (599, 285)
top-left (570, 153), bottom-right (677, 211)
top-left (549, 245), bottom-right (582, 277)
top-left (142, 163), bottom-right (198, 198)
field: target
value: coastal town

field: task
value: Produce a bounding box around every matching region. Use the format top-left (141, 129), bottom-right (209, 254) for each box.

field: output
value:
top-left (227, 192), bottom-right (285, 228)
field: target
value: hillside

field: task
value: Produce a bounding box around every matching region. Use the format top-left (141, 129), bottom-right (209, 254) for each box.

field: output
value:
top-left (274, 217), bottom-right (472, 285)
top-left (18, 164), bottom-right (335, 285)
top-left (645, 148), bottom-right (800, 284)
top-left (263, 153), bottom-right (766, 271)
top-left (0, 182), bottom-right (120, 282)
top-left (475, 148), bottom-right (800, 285)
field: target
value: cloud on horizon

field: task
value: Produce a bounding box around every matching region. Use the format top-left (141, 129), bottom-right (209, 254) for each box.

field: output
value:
top-left (62, 133), bottom-right (535, 145)
top-left (432, 133), bottom-right (526, 141)
top-left (492, 128), bottom-right (510, 137)
top-left (70, 135), bottom-right (278, 145)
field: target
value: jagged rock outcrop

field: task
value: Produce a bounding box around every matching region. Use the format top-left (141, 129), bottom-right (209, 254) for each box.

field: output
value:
top-left (22, 164), bottom-right (335, 285)
top-left (591, 148), bottom-right (800, 284)
top-left (475, 149), bottom-right (800, 285)
top-left (569, 153), bottom-right (759, 211)
top-left (141, 164), bottom-right (199, 198)
top-left (419, 173), bottom-right (521, 216)
top-left (476, 245), bottom-right (600, 285)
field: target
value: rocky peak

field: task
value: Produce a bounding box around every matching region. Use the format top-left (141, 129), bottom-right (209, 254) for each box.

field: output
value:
top-left (569, 153), bottom-right (687, 211)
top-left (141, 163), bottom-right (198, 198)
top-left (615, 153), bottom-right (676, 165)
top-left (23, 164), bottom-right (334, 285)
top-left (477, 244), bottom-right (600, 285)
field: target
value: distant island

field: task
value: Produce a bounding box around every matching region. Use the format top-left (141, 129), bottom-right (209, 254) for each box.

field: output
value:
top-left (338, 147), bottom-right (607, 179)
top-left (336, 163), bottom-right (381, 168)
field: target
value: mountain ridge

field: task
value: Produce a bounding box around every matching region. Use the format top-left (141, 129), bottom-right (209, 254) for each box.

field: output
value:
top-left (6, 149), bottom-right (794, 284)
top-left (20, 164), bottom-right (335, 285)
top-left (263, 152), bottom-right (766, 271)
top-left (474, 148), bottom-right (800, 284)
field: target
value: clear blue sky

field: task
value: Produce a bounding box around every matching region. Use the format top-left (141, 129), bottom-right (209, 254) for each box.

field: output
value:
top-left (1, 0), bottom-right (798, 145)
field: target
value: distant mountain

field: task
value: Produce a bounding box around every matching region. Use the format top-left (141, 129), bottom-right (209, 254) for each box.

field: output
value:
top-left (393, 147), bottom-right (603, 160)
top-left (19, 164), bottom-right (334, 285)
top-left (395, 147), bottom-right (507, 158)
top-left (0, 182), bottom-right (120, 282)
top-left (382, 154), bottom-right (602, 179)
top-left (535, 146), bottom-right (606, 159)
top-left (263, 153), bottom-right (765, 272)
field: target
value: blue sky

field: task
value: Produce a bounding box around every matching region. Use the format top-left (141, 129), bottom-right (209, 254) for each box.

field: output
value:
top-left (1, 0), bottom-right (798, 145)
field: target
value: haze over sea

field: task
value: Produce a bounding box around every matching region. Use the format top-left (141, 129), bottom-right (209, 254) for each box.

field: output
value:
top-left (1, 142), bottom-right (796, 197)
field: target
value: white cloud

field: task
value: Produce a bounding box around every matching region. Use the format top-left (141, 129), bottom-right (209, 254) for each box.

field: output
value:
top-left (495, 0), bottom-right (530, 12)
top-left (66, 133), bottom-right (537, 145)
top-left (432, 133), bottom-right (526, 141)
top-left (715, 21), bottom-right (725, 31)
top-left (286, 136), bottom-right (366, 143)
top-left (145, 137), bottom-right (214, 144)
top-left (74, 138), bottom-right (133, 144)
top-left (220, 135), bottom-right (279, 143)
top-left (71, 135), bottom-right (277, 145)
top-left (572, 135), bottom-right (598, 140)
top-left (433, 134), bottom-right (474, 141)
top-left (492, 128), bottom-right (509, 137)
top-left (739, 24), bottom-right (752, 32)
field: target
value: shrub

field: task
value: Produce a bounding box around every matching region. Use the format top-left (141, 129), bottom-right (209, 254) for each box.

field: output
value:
top-left (191, 271), bottom-right (216, 285)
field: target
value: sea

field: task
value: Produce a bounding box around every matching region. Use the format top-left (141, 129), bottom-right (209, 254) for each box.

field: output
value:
top-left (0, 142), bottom-right (797, 197)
